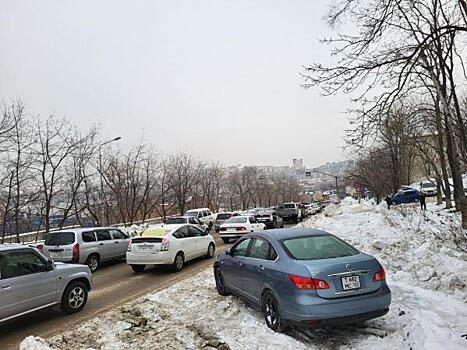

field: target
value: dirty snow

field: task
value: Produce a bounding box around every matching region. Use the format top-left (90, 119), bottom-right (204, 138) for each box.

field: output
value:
top-left (21, 199), bottom-right (467, 350)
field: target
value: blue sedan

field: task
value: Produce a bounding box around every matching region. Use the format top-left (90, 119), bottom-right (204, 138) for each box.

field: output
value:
top-left (390, 188), bottom-right (421, 204)
top-left (213, 228), bottom-right (391, 332)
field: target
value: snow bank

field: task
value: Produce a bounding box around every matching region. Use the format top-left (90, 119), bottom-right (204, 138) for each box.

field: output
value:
top-left (21, 200), bottom-right (467, 350)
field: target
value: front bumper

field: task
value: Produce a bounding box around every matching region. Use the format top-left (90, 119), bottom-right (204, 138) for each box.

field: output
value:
top-left (281, 284), bottom-right (391, 323)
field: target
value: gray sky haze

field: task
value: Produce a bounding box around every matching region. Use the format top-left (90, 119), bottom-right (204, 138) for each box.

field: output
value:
top-left (0, 0), bottom-right (349, 168)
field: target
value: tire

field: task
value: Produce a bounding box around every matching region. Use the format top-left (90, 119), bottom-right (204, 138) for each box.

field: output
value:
top-left (293, 216), bottom-right (299, 224)
top-left (172, 252), bottom-right (185, 272)
top-left (85, 254), bottom-right (100, 273)
top-left (221, 238), bottom-right (230, 244)
top-left (214, 267), bottom-right (230, 296)
top-left (131, 264), bottom-right (146, 273)
top-left (261, 291), bottom-right (288, 332)
top-left (208, 222), bottom-right (213, 230)
top-left (205, 243), bottom-right (215, 258)
top-left (60, 281), bottom-right (89, 314)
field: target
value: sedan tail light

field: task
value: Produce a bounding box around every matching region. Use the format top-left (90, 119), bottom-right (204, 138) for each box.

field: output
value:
top-left (236, 227), bottom-right (247, 231)
top-left (372, 267), bottom-right (386, 282)
top-left (161, 238), bottom-right (169, 251)
top-left (288, 274), bottom-right (330, 290)
top-left (127, 240), bottom-right (132, 252)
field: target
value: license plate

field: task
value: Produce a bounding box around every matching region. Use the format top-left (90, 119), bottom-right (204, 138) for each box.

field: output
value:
top-left (341, 275), bottom-right (361, 290)
top-left (137, 244), bottom-right (156, 252)
top-left (49, 252), bottom-right (63, 258)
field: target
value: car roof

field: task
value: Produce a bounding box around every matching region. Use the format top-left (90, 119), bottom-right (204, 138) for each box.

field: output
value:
top-left (256, 227), bottom-right (331, 241)
top-left (0, 244), bottom-right (36, 252)
top-left (139, 224), bottom-right (185, 237)
top-left (47, 227), bottom-right (117, 233)
top-left (186, 208), bottom-right (210, 212)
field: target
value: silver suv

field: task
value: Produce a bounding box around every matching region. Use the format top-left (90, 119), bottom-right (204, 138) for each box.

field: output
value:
top-left (0, 244), bottom-right (92, 324)
top-left (42, 227), bottom-right (130, 272)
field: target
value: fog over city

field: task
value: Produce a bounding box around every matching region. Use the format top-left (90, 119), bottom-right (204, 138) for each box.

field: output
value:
top-left (0, 0), bottom-right (348, 168)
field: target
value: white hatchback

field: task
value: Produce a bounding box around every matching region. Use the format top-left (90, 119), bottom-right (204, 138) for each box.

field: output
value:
top-left (218, 216), bottom-right (265, 243)
top-left (126, 224), bottom-right (215, 272)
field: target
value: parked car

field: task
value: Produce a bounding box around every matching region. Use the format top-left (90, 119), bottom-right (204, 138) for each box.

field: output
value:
top-left (277, 203), bottom-right (302, 223)
top-left (219, 216), bottom-right (265, 243)
top-left (126, 224), bottom-right (215, 273)
top-left (409, 180), bottom-right (437, 197)
top-left (42, 227), bottom-right (130, 273)
top-left (305, 203), bottom-right (321, 216)
top-left (389, 188), bottom-right (421, 204)
top-left (0, 244), bottom-right (92, 324)
top-left (255, 209), bottom-right (284, 229)
top-left (165, 216), bottom-right (209, 232)
top-left (214, 212), bottom-right (239, 233)
top-left (213, 228), bottom-right (391, 332)
top-left (184, 208), bottom-right (215, 229)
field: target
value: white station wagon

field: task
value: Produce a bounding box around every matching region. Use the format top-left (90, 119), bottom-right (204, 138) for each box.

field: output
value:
top-left (126, 224), bottom-right (215, 272)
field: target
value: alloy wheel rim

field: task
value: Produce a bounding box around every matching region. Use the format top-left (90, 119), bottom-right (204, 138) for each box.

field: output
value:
top-left (176, 256), bottom-right (183, 269)
top-left (88, 258), bottom-right (97, 271)
top-left (69, 287), bottom-right (85, 308)
top-left (215, 269), bottom-right (224, 291)
top-left (209, 245), bottom-right (214, 256)
top-left (264, 297), bottom-right (278, 327)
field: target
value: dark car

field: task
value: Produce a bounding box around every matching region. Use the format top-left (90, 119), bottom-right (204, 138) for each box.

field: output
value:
top-left (255, 210), bottom-right (284, 229)
top-left (390, 188), bottom-right (421, 204)
top-left (213, 228), bottom-right (391, 332)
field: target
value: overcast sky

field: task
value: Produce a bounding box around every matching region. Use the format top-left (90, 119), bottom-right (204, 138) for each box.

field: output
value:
top-left (0, 0), bottom-right (349, 168)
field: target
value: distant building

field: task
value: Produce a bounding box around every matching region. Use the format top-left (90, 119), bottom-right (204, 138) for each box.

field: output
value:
top-left (292, 158), bottom-right (304, 171)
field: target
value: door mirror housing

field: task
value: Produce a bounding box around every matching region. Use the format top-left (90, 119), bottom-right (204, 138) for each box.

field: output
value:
top-left (225, 248), bottom-right (232, 256)
top-left (45, 259), bottom-right (54, 271)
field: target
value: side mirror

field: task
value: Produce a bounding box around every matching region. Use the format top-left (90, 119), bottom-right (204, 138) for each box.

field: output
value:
top-left (45, 259), bottom-right (54, 271)
top-left (225, 248), bottom-right (232, 256)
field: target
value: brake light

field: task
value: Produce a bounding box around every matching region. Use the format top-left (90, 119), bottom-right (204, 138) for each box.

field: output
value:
top-left (236, 227), bottom-right (247, 231)
top-left (288, 274), bottom-right (330, 290)
top-left (373, 267), bottom-right (386, 282)
top-left (127, 240), bottom-right (132, 252)
top-left (161, 238), bottom-right (169, 251)
top-left (72, 243), bottom-right (80, 259)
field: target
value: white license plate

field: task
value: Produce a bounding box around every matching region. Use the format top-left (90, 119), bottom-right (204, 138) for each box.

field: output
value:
top-left (341, 275), bottom-right (361, 290)
top-left (137, 245), bottom-right (157, 253)
top-left (49, 252), bottom-right (63, 258)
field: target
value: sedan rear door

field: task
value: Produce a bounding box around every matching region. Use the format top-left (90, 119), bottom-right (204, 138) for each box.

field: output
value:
top-left (96, 230), bottom-right (116, 261)
top-left (110, 229), bottom-right (130, 257)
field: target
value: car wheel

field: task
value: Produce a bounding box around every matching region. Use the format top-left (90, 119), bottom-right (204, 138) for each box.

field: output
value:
top-left (214, 267), bottom-right (230, 296)
top-left (261, 291), bottom-right (288, 332)
top-left (221, 238), bottom-right (229, 244)
top-left (60, 281), bottom-right (88, 314)
top-left (85, 254), bottom-right (100, 273)
top-left (131, 264), bottom-right (145, 273)
top-left (206, 243), bottom-right (215, 258)
top-left (172, 252), bottom-right (184, 272)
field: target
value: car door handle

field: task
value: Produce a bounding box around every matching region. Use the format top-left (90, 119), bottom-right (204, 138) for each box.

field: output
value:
top-left (237, 261), bottom-right (243, 267)
top-left (257, 265), bottom-right (265, 272)
top-left (2, 285), bottom-right (10, 289)
top-left (114, 241), bottom-right (119, 244)
top-left (99, 243), bottom-right (104, 246)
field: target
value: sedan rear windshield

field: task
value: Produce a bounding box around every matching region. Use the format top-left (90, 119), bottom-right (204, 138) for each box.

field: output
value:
top-left (283, 204), bottom-right (296, 209)
top-left (185, 211), bottom-right (198, 217)
top-left (281, 235), bottom-right (359, 260)
top-left (225, 217), bottom-right (247, 224)
top-left (216, 213), bottom-right (232, 220)
top-left (45, 232), bottom-right (76, 246)
top-left (166, 218), bottom-right (187, 224)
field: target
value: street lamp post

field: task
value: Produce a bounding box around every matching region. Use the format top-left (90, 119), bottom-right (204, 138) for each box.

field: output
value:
top-left (97, 137), bottom-right (122, 225)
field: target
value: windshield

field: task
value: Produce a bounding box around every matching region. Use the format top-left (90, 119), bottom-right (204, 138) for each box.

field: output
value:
top-left (185, 211), bottom-right (198, 217)
top-left (225, 217), bottom-right (247, 224)
top-left (281, 235), bottom-right (359, 260)
top-left (166, 217), bottom-right (187, 224)
top-left (45, 232), bottom-right (76, 246)
top-left (422, 183), bottom-right (434, 188)
top-left (216, 213), bottom-right (232, 220)
top-left (283, 204), bottom-right (295, 209)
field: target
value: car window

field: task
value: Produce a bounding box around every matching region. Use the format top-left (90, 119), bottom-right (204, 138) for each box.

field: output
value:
top-left (282, 235), bottom-right (359, 260)
top-left (232, 239), bottom-right (251, 257)
top-left (44, 232), bottom-right (75, 245)
top-left (204, 210), bottom-right (211, 216)
top-left (248, 238), bottom-right (270, 260)
top-left (190, 226), bottom-right (205, 237)
top-left (166, 217), bottom-right (187, 224)
top-left (0, 250), bottom-right (47, 279)
top-left (225, 217), bottom-right (247, 224)
top-left (96, 230), bottom-right (112, 241)
top-left (110, 229), bottom-right (127, 240)
top-left (185, 211), bottom-right (197, 217)
top-left (249, 216), bottom-right (257, 223)
top-left (81, 231), bottom-right (96, 242)
top-left (174, 226), bottom-right (191, 239)
top-left (216, 213), bottom-right (231, 220)
top-left (198, 211), bottom-right (203, 218)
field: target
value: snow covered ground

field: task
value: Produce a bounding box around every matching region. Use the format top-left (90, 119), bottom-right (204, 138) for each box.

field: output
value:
top-left (22, 199), bottom-right (467, 350)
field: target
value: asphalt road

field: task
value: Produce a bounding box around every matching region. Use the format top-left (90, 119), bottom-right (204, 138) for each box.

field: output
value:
top-left (0, 222), bottom-right (299, 349)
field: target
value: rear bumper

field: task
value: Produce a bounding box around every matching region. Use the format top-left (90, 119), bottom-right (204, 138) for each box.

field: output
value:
top-left (289, 308), bottom-right (389, 327)
top-left (126, 251), bottom-right (173, 265)
top-left (281, 284), bottom-right (391, 323)
top-left (219, 233), bottom-right (246, 239)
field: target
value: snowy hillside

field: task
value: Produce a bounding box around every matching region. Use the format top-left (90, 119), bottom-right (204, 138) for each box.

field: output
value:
top-left (22, 199), bottom-right (467, 350)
